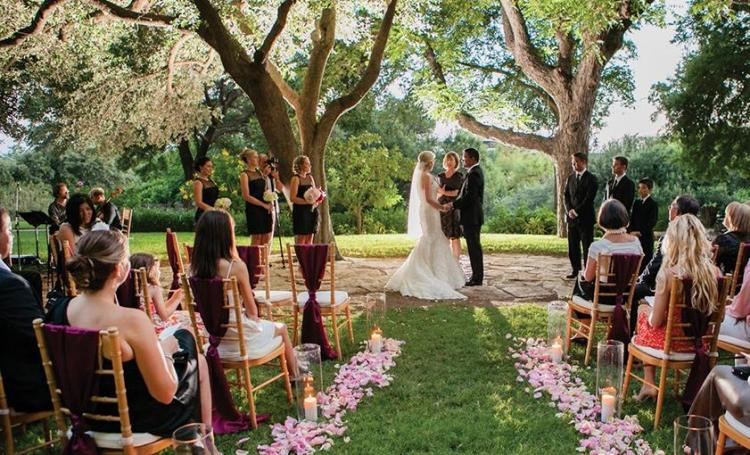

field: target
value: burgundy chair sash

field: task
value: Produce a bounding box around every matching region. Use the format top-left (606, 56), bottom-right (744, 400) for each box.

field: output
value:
top-left (166, 231), bottom-right (181, 291)
top-left (236, 246), bottom-right (262, 289)
top-left (188, 276), bottom-right (253, 434)
top-left (115, 270), bottom-right (139, 310)
top-left (680, 277), bottom-right (725, 411)
top-left (606, 254), bottom-right (641, 346)
top-left (295, 244), bottom-right (337, 360)
top-left (43, 324), bottom-right (101, 455)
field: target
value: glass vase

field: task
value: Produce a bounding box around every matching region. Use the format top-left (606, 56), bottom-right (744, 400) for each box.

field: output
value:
top-left (596, 340), bottom-right (624, 422)
top-left (365, 293), bottom-right (387, 353)
top-left (674, 415), bottom-right (714, 455)
top-left (172, 423), bottom-right (216, 454)
top-left (547, 301), bottom-right (568, 363)
top-left (294, 343), bottom-right (323, 422)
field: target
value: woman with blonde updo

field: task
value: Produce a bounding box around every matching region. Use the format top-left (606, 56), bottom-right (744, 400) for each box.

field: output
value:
top-left (290, 155), bottom-right (319, 244)
top-left (240, 149), bottom-right (273, 245)
top-left (45, 230), bottom-right (213, 436)
top-left (633, 214), bottom-right (721, 401)
top-left (385, 151), bottom-right (467, 299)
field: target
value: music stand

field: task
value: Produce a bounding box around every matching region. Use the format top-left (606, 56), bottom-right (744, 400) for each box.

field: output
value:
top-left (18, 211), bottom-right (55, 261)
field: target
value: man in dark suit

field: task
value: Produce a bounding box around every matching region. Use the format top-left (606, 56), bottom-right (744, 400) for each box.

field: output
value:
top-left (564, 152), bottom-right (598, 279)
top-left (628, 178), bottom-right (659, 271)
top-left (0, 207), bottom-right (51, 412)
top-left (605, 156), bottom-right (635, 212)
top-left (450, 147), bottom-right (485, 286)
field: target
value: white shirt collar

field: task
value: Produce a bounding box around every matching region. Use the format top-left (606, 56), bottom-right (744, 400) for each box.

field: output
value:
top-left (641, 194), bottom-right (650, 202)
top-left (466, 163), bottom-right (478, 172)
top-left (0, 258), bottom-right (10, 273)
top-left (576, 169), bottom-right (587, 178)
top-left (614, 173), bottom-right (626, 184)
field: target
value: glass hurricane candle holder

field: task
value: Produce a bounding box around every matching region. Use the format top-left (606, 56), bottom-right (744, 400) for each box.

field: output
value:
top-left (294, 344), bottom-right (323, 422)
top-left (547, 301), bottom-right (568, 363)
top-left (172, 423), bottom-right (215, 454)
top-left (674, 415), bottom-right (714, 455)
top-left (365, 292), bottom-right (386, 333)
top-left (596, 340), bottom-right (624, 422)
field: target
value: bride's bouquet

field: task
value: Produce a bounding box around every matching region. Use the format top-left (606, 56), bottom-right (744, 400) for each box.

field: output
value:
top-left (262, 190), bottom-right (278, 203)
top-left (303, 186), bottom-right (326, 211)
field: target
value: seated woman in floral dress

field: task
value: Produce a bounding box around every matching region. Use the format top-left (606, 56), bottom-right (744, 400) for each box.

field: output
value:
top-left (633, 214), bottom-right (721, 401)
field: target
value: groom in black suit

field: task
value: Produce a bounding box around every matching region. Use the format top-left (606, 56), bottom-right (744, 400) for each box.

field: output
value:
top-left (448, 148), bottom-right (485, 286)
top-left (564, 152), bottom-right (598, 278)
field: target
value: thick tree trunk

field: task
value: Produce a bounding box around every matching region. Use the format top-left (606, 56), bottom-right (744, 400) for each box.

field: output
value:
top-left (307, 146), bottom-right (336, 246)
top-left (178, 138), bottom-right (194, 182)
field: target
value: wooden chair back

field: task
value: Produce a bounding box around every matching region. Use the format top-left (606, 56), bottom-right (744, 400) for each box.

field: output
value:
top-left (165, 228), bottom-right (185, 275)
top-left (135, 267), bottom-right (152, 320)
top-left (660, 276), bottom-right (731, 358)
top-left (0, 371), bottom-right (58, 454)
top-left (60, 239), bottom-right (77, 297)
top-left (730, 242), bottom-right (750, 299)
top-left (120, 208), bottom-right (132, 237)
top-left (286, 243), bottom-right (336, 304)
top-left (237, 245), bottom-right (271, 299)
top-left (590, 253), bottom-right (643, 311)
top-left (184, 244), bottom-right (193, 265)
top-left (181, 274), bottom-right (245, 359)
top-left (32, 319), bottom-right (149, 455)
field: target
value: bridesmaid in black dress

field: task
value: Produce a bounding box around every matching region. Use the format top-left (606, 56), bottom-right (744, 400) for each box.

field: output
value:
top-left (240, 149), bottom-right (273, 245)
top-left (290, 155), bottom-right (319, 244)
top-left (437, 151), bottom-right (464, 259)
top-left (192, 157), bottom-right (219, 222)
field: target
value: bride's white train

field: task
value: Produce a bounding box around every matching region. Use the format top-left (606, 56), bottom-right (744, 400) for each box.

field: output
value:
top-left (385, 151), bottom-right (466, 300)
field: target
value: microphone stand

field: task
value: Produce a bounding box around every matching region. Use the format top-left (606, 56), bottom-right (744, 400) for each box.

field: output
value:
top-left (13, 182), bottom-right (21, 267)
top-left (269, 175), bottom-right (286, 268)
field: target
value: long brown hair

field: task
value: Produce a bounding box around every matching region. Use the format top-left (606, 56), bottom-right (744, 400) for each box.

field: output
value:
top-left (190, 210), bottom-right (235, 278)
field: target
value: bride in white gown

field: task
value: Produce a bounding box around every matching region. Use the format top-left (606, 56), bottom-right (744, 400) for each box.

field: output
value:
top-left (386, 151), bottom-right (466, 300)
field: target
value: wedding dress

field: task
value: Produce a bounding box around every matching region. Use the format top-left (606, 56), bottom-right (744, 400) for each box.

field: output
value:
top-left (385, 167), bottom-right (466, 300)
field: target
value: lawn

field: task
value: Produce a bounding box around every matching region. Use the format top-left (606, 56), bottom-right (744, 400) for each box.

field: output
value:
top-left (213, 304), bottom-right (680, 453)
top-left (13, 231), bottom-right (568, 261)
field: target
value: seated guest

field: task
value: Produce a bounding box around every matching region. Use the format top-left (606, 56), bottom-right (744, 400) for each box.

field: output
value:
top-left (90, 187), bottom-right (123, 231)
top-left (633, 214), bottom-right (721, 401)
top-left (632, 195), bottom-right (700, 331)
top-left (628, 178), bottom-right (658, 271)
top-left (57, 193), bottom-right (107, 250)
top-left (713, 201), bottom-right (750, 276)
top-left (190, 210), bottom-right (298, 376)
top-left (572, 199), bottom-right (643, 303)
top-left (48, 182), bottom-right (68, 233)
top-left (46, 230), bottom-right (212, 435)
top-left (720, 265), bottom-right (750, 343)
top-left (0, 207), bottom-right (51, 412)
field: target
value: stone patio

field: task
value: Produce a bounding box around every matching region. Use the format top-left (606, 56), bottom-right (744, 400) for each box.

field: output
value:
top-left (263, 253), bottom-right (573, 309)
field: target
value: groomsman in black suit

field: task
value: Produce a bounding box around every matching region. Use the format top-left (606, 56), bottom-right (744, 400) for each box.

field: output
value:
top-left (564, 152), bottom-right (598, 279)
top-left (627, 178), bottom-right (658, 272)
top-left (605, 156), bottom-right (635, 212)
top-left (450, 147), bottom-right (485, 286)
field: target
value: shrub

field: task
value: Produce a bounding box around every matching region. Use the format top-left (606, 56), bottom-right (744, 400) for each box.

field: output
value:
top-left (485, 206), bottom-right (556, 235)
top-left (363, 206), bottom-right (406, 234)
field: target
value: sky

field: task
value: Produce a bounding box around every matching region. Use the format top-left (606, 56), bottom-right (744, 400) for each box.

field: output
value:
top-left (0, 1), bottom-right (689, 154)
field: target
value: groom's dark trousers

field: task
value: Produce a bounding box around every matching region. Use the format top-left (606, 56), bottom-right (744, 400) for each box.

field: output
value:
top-left (463, 224), bottom-right (483, 283)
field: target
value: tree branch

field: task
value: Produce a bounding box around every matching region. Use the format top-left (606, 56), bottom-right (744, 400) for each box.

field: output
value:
top-left (254, 0), bottom-right (296, 64)
top-left (555, 30), bottom-right (574, 77)
top-left (166, 33), bottom-right (190, 95)
top-left (424, 39), bottom-right (447, 83)
top-left (1, 0), bottom-right (70, 47)
top-left (457, 60), bottom-right (559, 118)
top-left (319, 0), bottom-right (399, 134)
top-left (457, 113), bottom-right (553, 153)
top-left (498, 0), bottom-right (559, 96)
top-left (267, 62), bottom-right (300, 111)
top-left (1, 0), bottom-right (177, 48)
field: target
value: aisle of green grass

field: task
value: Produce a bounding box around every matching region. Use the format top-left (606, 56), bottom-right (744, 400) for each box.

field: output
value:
top-left (224, 304), bottom-right (677, 454)
top-left (13, 232), bottom-right (567, 262)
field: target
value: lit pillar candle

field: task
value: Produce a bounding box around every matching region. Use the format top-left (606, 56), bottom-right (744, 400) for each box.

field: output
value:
top-left (303, 396), bottom-right (318, 421)
top-left (550, 337), bottom-right (563, 363)
top-left (600, 387), bottom-right (617, 422)
top-left (370, 331), bottom-right (382, 353)
top-left (303, 376), bottom-right (318, 422)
